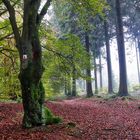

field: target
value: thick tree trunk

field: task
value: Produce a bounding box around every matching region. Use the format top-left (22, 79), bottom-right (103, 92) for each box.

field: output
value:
top-left (18, 40), bottom-right (45, 128)
top-left (18, 1), bottom-right (46, 125)
top-left (19, 64), bottom-right (44, 127)
top-left (19, 1), bottom-right (59, 127)
top-left (115, 0), bottom-right (128, 96)
top-left (3, 0), bottom-right (58, 128)
top-left (93, 56), bottom-right (98, 94)
top-left (19, 1), bottom-right (45, 128)
top-left (19, 37), bottom-right (60, 127)
top-left (104, 21), bottom-right (113, 93)
top-left (85, 32), bottom-right (93, 97)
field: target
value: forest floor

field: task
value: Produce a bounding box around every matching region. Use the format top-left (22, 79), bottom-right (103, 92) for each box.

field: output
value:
top-left (0, 97), bottom-right (140, 140)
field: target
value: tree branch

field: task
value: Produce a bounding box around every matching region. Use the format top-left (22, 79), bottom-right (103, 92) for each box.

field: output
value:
top-left (37, 0), bottom-right (52, 25)
top-left (42, 46), bottom-right (73, 65)
top-left (0, 47), bottom-right (16, 52)
top-left (0, 26), bottom-right (22, 42)
top-left (0, 32), bottom-right (14, 41)
top-left (0, 8), bottom-right (8, 16)
top-left (0, 0), bottom-right (19, 17)
top-left (2, 0), bottom-right (20, 45)
top-left (0, 50), bottom-right (17, 71)
top-left (0, 25), bottom-right (8, 30)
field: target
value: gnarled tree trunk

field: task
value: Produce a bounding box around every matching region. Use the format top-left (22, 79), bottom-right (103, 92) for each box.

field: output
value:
top-left (18, 37), bottom-right (44, 127)
top-left (18, 0), bottom-right (45, 127)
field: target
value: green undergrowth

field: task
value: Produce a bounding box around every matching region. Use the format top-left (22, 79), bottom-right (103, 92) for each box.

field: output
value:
top-left (42, 107), bottom-right (62, 125)
top-left (132, 84), bottom-right (140, 91)
top-left (46, 94), bottom-right (67, 101)
top-left (84, 92), bottom-right (139, 101)
top-left (0, 98), bottom-right (17, 103)
top-left (102, 94), bottom-right (138, 101)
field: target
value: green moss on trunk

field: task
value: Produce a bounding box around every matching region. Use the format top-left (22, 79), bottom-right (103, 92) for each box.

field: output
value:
top-left (19, 63), bottom-right (61, 128)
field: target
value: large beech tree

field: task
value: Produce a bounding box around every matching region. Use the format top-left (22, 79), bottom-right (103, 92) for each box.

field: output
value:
top-left (2, 0), bottom-right (54, 128)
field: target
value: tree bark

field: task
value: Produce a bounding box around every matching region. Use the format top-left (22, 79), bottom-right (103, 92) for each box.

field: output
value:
top-left (135, 39), bottom-right (140, 83)
top-left (99, 50), bottom-right (103, 89)
top-left (17, 0), bottom-right (45, 127)
top-left (104, 21), bottom-right (113, 93)
top-left (18, 36), bottom-right (45, 127)
top-left (93, 56), bottom-right (98, 94)
top-left (85, 32), bottom-right (93, 97)
top-left (71, 67), bottom-right (77, 96)
top-left (64, 76), bottom-right (68, 95)
top-left (115, 0), bottom-right (128, 96)
top-left (65, 77), bottom-right (72, 96)
top-left (137, 37), bottom-right (140, 64)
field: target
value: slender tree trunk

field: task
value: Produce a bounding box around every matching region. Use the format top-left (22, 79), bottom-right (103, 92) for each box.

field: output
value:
top-left (135, 39), bottom-right (140, 83)
top-left (71, 67), bottom-right (77, 96)
top-left (99, 51), bottom-right (103, 89)
top-left (64, 76), bottom-right (68, 95)
top-left (115, 0), bottom-right (128, 96)
top-left (64, 75), bottom-right (72, 96)
top-left (67, 78), bottom-right (72, 96)
top-left (85, 32), bottom-right (93, 97)
top-left (93, 56), bottom-right (98, 94)
top-left (104, 21), bottom-right (113, 93)
top-left (72, 77), bottom-right (76, 96)
top-left (137, 38), bottom-right (140, 64)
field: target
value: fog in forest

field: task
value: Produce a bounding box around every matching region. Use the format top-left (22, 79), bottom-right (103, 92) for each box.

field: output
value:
top-left (99, 39), bottom-right (139, 91)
